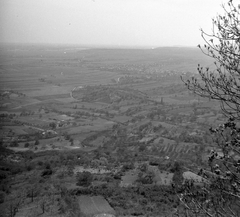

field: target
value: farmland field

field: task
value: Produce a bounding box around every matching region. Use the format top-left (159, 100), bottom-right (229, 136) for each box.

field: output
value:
top-left (78, 195), bottom-right (116, 216)
top-left (0, 43), bottom-right (225, 217)
top-left (0, 44), bottom-right (222, 159)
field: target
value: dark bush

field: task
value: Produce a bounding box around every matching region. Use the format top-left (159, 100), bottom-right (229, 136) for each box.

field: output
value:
top-left (41, 169), bottom-right (53, 177)
top-left (0, 191), bottom-right (5, 203)
top-left (0, 171), bottom-right (7, 180)
top-left (76, 171), bottom-right (93, 187)
top-left (24, 143), bottom-right (30, 148)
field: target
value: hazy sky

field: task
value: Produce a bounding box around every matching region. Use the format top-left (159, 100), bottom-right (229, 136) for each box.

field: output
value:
top-left (0, 0), bottom-right (226, 47)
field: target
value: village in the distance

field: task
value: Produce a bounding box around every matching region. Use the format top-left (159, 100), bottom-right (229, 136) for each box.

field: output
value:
top-left (0, 44), bottom-right (224, 216)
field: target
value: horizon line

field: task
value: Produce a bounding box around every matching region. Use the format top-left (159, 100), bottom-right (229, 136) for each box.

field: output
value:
top-left (0, 42), bottom-right (199, 49)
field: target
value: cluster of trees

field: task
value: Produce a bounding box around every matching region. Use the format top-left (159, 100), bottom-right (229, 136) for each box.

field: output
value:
top-left (0, 146), bottom-right (89, 215)
top-left (19, 111), bottom-right (35, 116)
top-left (0, 113), bottom-right (16, 119)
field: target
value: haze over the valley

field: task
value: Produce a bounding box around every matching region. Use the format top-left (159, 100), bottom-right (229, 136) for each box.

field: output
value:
top-left (0, 0), bottom-right (222, 47)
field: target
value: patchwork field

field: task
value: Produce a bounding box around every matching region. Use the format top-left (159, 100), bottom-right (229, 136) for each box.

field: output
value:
top-left (0, 44), bottom-right (226, 217)
top-left (78, 195), bottom-right (116, 216)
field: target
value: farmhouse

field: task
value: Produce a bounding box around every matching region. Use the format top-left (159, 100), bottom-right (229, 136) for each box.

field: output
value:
top-left (182, 171), bottom-right (209, 186)
top-left (94, 214), bottom-right (115, 217)
top-left (52, 114), bottom-right (74, 122)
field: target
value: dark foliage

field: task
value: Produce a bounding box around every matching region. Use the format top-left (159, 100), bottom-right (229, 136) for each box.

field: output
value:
top-left (76, 171), bottom-right (93, 187)
top-left (181, 1), bottom-right (240, 216)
